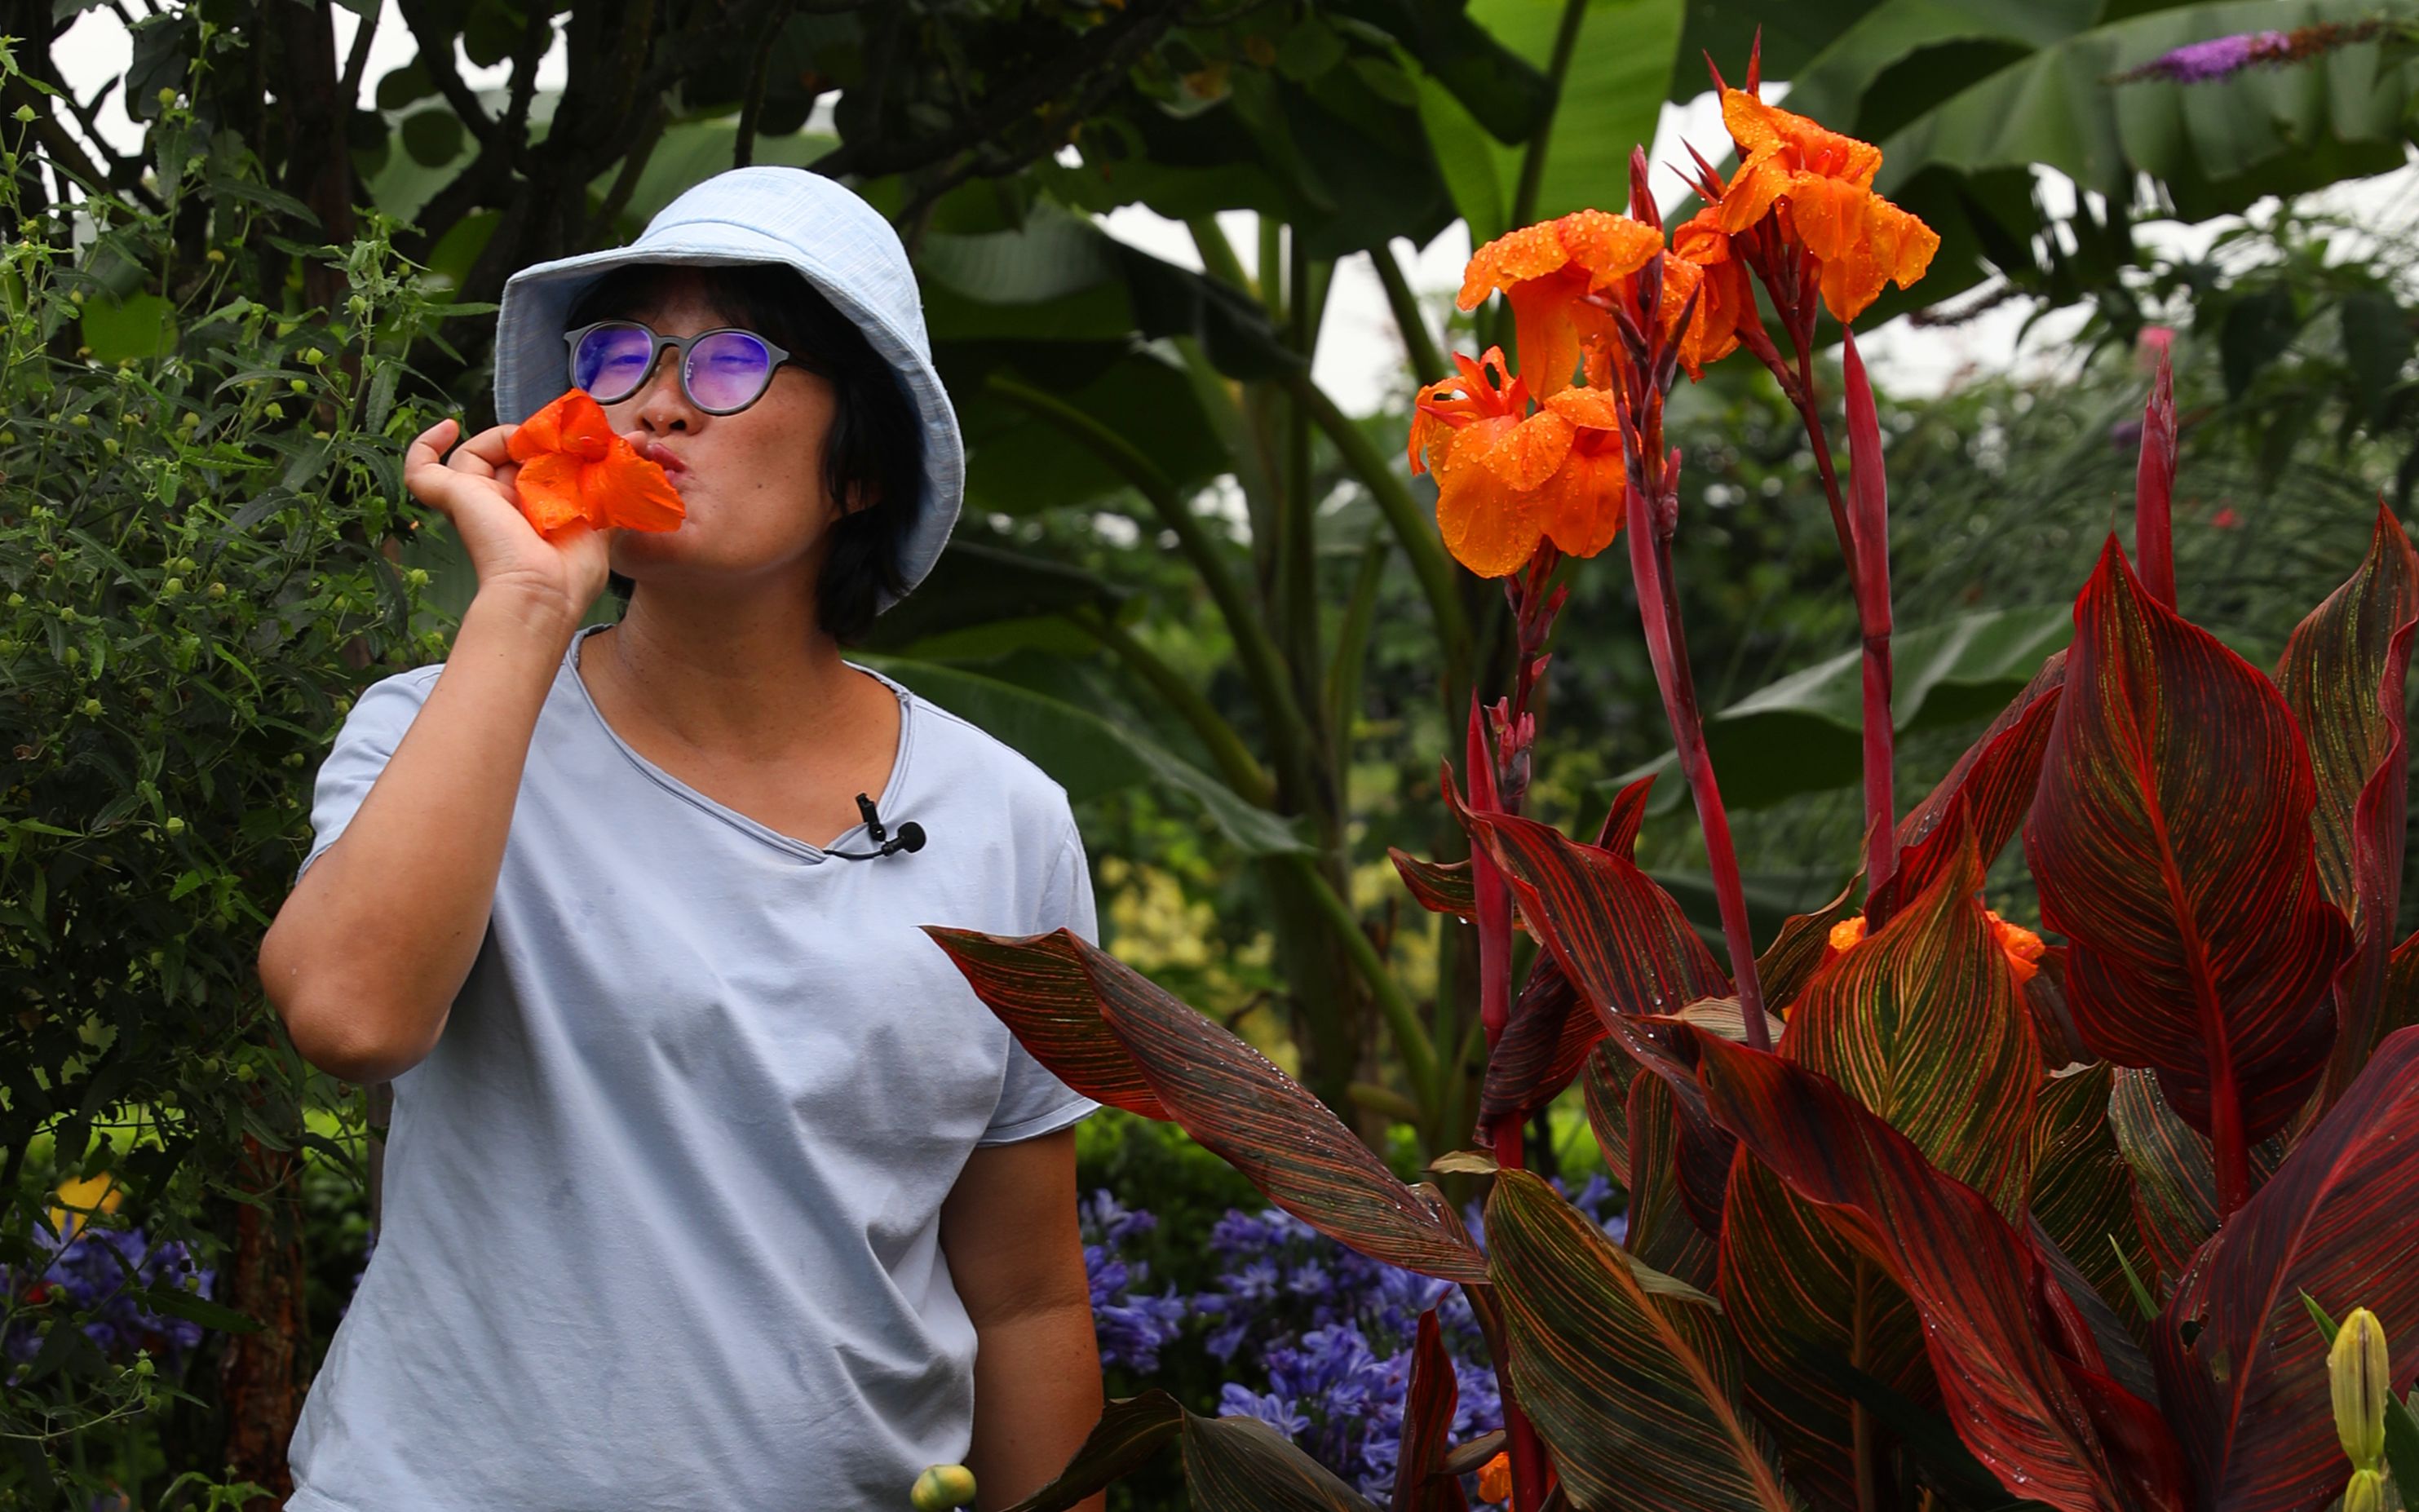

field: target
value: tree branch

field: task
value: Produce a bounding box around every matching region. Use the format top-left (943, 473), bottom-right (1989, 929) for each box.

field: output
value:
top-left (395, 0), bottom-right (498, 145)
top-left (811, 0), bottom-right (1181, 181)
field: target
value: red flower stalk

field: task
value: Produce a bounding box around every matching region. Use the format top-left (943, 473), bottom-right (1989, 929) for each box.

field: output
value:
top-left (1607, 147), bottom-right (1773, 1052)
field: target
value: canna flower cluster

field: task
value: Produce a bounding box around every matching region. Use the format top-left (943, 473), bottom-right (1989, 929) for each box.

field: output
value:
top-left (1417, 60), bottom-right (1938, 581)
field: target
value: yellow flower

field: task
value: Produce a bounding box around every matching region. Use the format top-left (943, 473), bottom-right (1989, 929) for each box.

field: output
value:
top-left (50, 1171), bottom-right (122, 1242)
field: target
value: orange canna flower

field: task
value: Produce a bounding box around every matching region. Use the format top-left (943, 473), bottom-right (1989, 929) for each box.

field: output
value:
top-left (1475, 1449), bottom-right (1513, 1503)
top-left (506, 389), bottom-right (688, 538)
top-left (1825, 909), bottom-right (2044, 985)
top-left (1669, 207), bottom-right (1753, 378)
top-left (1456, 210), bottom-right (1665, 398)
top-left (1411, 351), bottom-right (1627, 577)
top-left (1714, 90), bottom-right (1940, 324)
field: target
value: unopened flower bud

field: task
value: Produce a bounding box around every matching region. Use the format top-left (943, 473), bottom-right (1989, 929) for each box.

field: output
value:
top-left (12, 105), bottom-right (33, 123)
top-left (157, 86), bottom-right (177, 108)
top-left (909, 1464), bottom-right (976, 1510)
top-left (162, 816), bottom-right (184, 835)
top-left (2344, 1469), bottom-right (2386, 1512)
top-left (2332, 1307), bottom-right (2390, 1470)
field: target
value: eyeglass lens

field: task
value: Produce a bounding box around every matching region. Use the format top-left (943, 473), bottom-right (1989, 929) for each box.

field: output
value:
top-left (572, 323), bottom-right (776, 412)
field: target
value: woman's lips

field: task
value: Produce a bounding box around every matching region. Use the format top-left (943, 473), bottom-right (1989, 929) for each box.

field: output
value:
top-left (630, 435), bottom-right (686, 477)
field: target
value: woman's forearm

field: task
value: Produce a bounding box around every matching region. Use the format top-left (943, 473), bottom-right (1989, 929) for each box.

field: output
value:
top-left (257, 589), bottom-right (582, 1083)
top-left (968, 1302), bottom-right (1108, 1512)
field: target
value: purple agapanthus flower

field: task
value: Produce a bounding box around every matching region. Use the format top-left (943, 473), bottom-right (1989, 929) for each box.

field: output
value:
top-left (2, 1223), bottom-right (217, 1380)
top-left (1078, 1190), bottom-right (1188, 1372)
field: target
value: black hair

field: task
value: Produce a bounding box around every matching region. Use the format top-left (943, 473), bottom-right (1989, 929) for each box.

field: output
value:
top-left (564, 261), bottom-right (924, 645)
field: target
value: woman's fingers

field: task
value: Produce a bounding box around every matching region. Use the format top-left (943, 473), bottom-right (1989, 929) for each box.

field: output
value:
top-left (444, 422), bottom-right (518, 480)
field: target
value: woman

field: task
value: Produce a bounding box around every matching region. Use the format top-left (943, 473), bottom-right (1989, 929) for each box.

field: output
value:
top-left (257, 167), bottom-right (1108, 1511)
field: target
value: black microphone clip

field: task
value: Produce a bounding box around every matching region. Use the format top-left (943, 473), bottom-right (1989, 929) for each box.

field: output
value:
top-left (828, 792), bottom-right (927, 861)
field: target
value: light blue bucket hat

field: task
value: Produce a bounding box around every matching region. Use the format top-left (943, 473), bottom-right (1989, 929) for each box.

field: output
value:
top-left (491, 166), bottom-right (962, 613)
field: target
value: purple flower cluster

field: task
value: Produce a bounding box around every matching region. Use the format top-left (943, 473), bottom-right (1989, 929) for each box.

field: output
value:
top-left (1080, 1191), bottom-right (1188, 1373)
top-left (2, 1224), bottom-right (217, 1379)
top-left (2116, 21), bottom-right (2391, 85)
top-left (1079, 1171), bottom-right (1624, 1502)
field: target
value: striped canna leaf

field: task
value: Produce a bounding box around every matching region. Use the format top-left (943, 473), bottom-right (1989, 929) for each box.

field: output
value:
top-left (1486, 1168), bottom-right (1803, 1512)
top-left (924, 926), bottom-right (1487, 1284)
top-left (1391, 1309), bottom-right (1470, 1512)
top-left (1687, 1030), bottom-right (2191, 1512)
top-left (2024, 537), bottom-right (2350, 1213)
top-left (1719, 830), bottom-right (2042, 1508)
top-left (2153, 1026), bottom-right (2419, 1512)
top-left (2276, 502), bottom-right (2419, 1107)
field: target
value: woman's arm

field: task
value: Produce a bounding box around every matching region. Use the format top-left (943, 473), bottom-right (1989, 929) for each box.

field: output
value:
top-left (257, 417), bottom-right (613, 1084)
top-left (939, 1128), bottom-right (1108, 1512)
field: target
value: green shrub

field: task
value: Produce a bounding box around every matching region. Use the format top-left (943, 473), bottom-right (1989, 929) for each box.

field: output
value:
top-left (0, 35), bottom-right (456, 1502)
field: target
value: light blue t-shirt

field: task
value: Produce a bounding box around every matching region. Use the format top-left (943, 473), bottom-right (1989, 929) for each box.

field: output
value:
top-left (285, 622), bottom-right (1101, 1512)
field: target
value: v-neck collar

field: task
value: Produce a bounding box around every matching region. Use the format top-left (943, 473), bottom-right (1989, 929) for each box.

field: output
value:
top-left (561, 622), bottom-right (917, 864)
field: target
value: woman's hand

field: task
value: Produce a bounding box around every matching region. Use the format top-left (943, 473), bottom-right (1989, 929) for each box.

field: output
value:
top-left (405, 417), bottom-right (615, 630)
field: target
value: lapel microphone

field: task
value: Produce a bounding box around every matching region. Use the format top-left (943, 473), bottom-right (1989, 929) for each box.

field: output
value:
top-left (827, 791), bottom-right (926, 861)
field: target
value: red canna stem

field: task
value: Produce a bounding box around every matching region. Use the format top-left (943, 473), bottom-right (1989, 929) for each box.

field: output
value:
top-left (1841, 330), bottom-right (1897, 900)
top-left (2136, 347), bottom-right (2178, 611)
top-left (1625, 464), bottom-right (1773, 1050)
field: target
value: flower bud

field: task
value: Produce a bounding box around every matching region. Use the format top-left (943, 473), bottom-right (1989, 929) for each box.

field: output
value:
top-left (205, 248), bottom-right (225, 264)
top-left (163, 816), bottom-right (184, 835)
top-left (302, 347), bottom-right (325, 365)
top-left (289, 377), bottom-right (308, 394)
top-left (909, 1464), bottom-right (976, 1510)
top-left (2344, 1468), bottom-right (2386, 1512)
top-left (157, 86), bottom-right (177, 108)
top-left (81, 698), bottom-right (100, 718)
top-left (2331, 1307), bottom-right (2390, 1470)
top-left (263, 401), bottom-right (284, 420)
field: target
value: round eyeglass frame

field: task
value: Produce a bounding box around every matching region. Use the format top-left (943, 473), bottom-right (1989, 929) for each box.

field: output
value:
top-left (561, 319), bottom-right (797, 416)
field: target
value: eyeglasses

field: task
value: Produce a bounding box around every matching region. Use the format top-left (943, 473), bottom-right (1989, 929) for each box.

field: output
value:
top-left (562, 319), bottom-right (795, 415)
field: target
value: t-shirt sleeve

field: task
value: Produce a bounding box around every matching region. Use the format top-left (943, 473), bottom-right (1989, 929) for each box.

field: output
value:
top-left (293, 670), bottom-right (437, 886)
top-left (975, 818), bottom-right (1105, 1147)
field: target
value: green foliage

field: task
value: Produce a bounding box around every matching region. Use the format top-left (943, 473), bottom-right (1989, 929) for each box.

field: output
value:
top-left (0, 39), bottom-right (450, 1501)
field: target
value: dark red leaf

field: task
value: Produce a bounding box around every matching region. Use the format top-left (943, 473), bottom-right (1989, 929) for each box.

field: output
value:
top-left (924, 926), bottom-right (1488, 1284)
top-left (2276, 501), bottom-right (2419, 1106)
top-left (2027, 1063), bottom-right (2151, 1324)
top-left (1754, 873), bottom-right (1861, 1019)
top-left (1184, 1414), bottom-right (1384, 1510)
top-left (1388, 850), bottom-right (1475, 920)
top-left (1687, 1029), bottom-right (2190, 1512)
top-left (1876, 652), bottom-right (2064, 927)
top-left (1477, 957), bottom-right (1588, 1143)
top-left (1002, 1391), bottom-right (1187, 1512)
top-left (916, 926), bottom-right (1168, 1119)
top-left (1486, 1169), bottom-right (1801, 1512)
top-left (1391, 1309), bottom-right (1469, 1512)
top-left (1622, 1065), bottom-right (1718, 1290)
top-left (2023, 538), bottom-right (2350, 1202)
top-left (1721, 833), bottom-right (2041, 1506)
top-left (1448, 796), bottom-right (1730, 1023)
top-left (2154, 1027), bottom-right (2419, 1512)
top-left (2107, 1069), bottom-right (2284, 1287)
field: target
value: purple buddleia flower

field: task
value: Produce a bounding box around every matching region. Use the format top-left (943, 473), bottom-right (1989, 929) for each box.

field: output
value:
top-left (3, 1223), bottom-right (217, 1379)
top-left (1078, 1190), bottom-right (1187, 1372)
top-left (2114, 21), bottom-right (2391, 85)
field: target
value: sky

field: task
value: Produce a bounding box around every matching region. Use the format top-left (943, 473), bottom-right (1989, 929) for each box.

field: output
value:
top-left (43, 4), bottom-right (2419, 414)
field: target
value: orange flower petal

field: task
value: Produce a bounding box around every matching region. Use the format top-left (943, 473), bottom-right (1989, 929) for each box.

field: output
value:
top-left (1986, 910), bottom-right (2045, 987)
top-left (592, 440), bottom-right (689, 532)
top-left (506, 388), bottom-right (688, 537)
top-left (512, 453), bottom-right (590, 535)
top-left (1479, 408), bottom-right (1577, 492)
top-left (1791, 176), bottom-right (1941, 323)
top-left (1477, 1449), bottom-right (1513, 1503)
top-left (1458, 223), bottom-right (1573, 311)
top-left (1535, 440), bottom-right (1625, 560)
top-left (1541, 385), bottom-right (1622, 431)
top-left (1827, 915), bottom-right (1868, 953)
top-left (1508, 276), bottom-right (1589, 399)
top-left (1434, 417), bottom-right (1541, 577)
top-left (1722, 89), bottom-right (1880, 190)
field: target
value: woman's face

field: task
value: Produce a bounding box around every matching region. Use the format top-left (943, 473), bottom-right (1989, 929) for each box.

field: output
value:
top-left (585, 267), bottom-right (849, 598)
